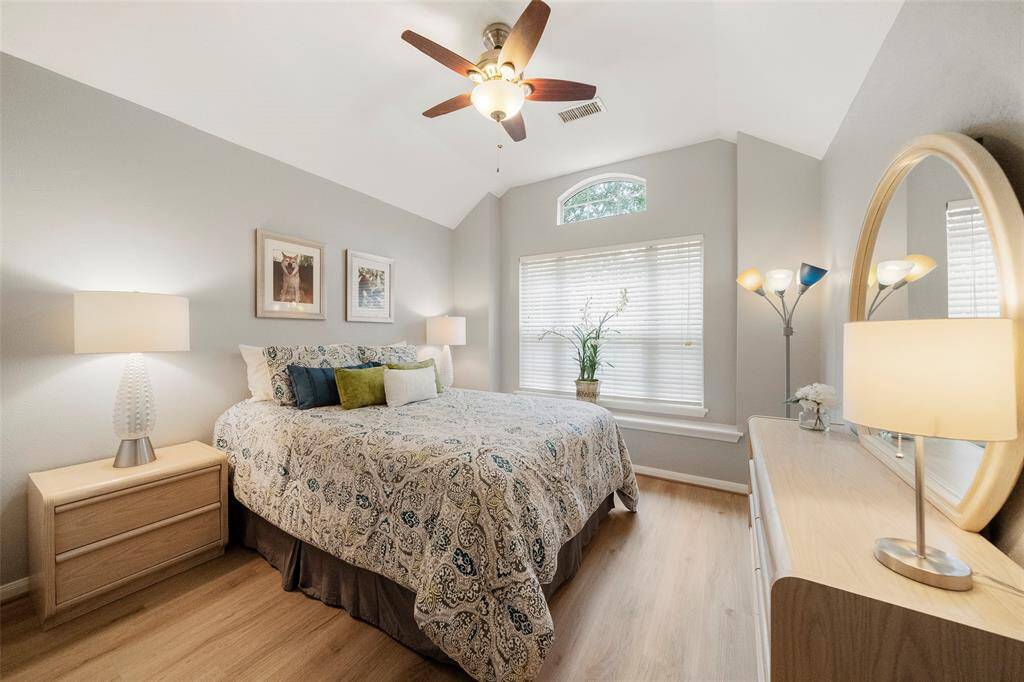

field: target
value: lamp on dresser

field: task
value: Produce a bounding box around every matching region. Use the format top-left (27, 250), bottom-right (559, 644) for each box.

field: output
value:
top-left (426, 315), bottom-right (466, 388)
top-left (74, 291), bottom-right (190, 467)
top-left (843, 317), bottom-right (1018, 590)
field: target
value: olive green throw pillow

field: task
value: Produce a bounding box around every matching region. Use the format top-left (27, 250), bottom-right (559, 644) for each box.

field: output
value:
top-left (334, 366), bottom-right (386, 409)
top-left (387, 358), bottom-right (444, 393)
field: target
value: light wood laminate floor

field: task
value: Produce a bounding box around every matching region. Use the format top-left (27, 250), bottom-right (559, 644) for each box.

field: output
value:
top-left (1, 475), bottom-right (756, 681)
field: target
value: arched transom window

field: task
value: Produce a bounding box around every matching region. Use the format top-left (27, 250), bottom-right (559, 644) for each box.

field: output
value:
top-left (557, 173), bottom-right (647, 225)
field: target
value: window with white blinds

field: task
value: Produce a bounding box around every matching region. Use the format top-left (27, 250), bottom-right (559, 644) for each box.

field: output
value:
top-left (519, 236), bottom-right (704, 406)
top-left (945, 198), bottom-right (1000, 318)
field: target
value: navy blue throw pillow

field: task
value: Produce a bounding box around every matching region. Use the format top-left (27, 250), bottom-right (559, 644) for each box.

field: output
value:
top-left (287, 362), bottom-right (379, 410)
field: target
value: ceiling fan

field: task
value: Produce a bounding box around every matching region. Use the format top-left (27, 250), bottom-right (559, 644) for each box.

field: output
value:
top-left (401, 0), bottom-right (597, 142)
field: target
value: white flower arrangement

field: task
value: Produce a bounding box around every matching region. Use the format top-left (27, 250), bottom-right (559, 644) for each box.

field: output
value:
top-left (786, 382), bottom-right (837, 412)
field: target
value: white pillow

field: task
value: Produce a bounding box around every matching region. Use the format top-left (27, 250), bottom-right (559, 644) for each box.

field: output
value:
top-left (384, 366), bottom-right (438, 408)
top-left (238, 345), bottom-right (273, 402)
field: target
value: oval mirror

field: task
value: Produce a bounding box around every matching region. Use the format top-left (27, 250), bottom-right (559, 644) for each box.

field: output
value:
top-left (849, 133), bottom-right (1024, 531)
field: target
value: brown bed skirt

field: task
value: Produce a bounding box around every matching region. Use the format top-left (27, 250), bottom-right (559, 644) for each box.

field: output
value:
top-left (231, 493), bottom-right (615, 665)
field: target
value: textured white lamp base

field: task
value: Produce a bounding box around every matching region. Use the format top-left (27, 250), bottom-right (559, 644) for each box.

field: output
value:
top-left (437, 344), bottom-right (455, 388)
top-left (112, 353), bottom-right (157, 468)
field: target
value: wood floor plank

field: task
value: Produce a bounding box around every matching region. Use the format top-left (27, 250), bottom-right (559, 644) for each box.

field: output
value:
top-left (1, 475), bottom-right (756, 681)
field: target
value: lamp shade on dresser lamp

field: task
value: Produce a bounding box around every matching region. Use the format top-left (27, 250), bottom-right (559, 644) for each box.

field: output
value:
top-left (843, 318), bottom-right (1017, 590)
top-left (74, 292), bottom-right (190, 467)
top-left (426, 315), bottom-right (466, 388)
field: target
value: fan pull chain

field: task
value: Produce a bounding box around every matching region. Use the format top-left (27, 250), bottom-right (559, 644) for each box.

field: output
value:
top-left (496, 144), bottom-right (503, 174)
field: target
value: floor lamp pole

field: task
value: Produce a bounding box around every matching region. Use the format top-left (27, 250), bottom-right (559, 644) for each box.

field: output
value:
top-left (783, 327), bottom-right (793, 418)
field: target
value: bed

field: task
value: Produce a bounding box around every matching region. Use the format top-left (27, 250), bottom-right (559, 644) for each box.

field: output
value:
top-left (213, 388), bottom-right (639, 681)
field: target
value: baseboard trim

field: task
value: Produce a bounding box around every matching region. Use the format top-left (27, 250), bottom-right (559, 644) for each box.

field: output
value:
top-left (633, 465), bottom-right (748, 495)
top-left (1, 577), bottom-right (29, 603)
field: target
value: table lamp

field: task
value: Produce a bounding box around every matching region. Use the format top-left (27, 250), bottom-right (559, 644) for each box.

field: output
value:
top-left (843, 318), bottom-right (1017, 590)
top-left (426, 315), bottom-right (466, 388)
top-left (74, 292), bottom-right (190, 467)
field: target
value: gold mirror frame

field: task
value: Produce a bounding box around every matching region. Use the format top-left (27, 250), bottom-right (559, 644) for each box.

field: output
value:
top-left (849, 132), bottom-right (1024, 531)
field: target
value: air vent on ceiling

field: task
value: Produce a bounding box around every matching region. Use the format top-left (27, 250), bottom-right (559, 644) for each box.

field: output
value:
top-left (557, 98), bottom-right (605, 123)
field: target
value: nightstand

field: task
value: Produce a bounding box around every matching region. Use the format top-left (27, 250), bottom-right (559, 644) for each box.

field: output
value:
top-left (27, 441), bottom-right (228, 629)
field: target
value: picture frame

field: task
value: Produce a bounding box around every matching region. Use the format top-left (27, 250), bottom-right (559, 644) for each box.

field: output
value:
top-left (255, 229), bottom-right (325, 320)
top-left (346, 249), bottom-right (395, 323)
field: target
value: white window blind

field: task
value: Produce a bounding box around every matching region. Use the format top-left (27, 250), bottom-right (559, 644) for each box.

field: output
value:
top-left (519, 236), bottom-right (704, 406)
top-left (945, 198), bottom-right (1000, 318)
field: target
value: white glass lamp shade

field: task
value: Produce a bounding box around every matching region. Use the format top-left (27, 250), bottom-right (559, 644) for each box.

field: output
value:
top-left (875, 260), bottom-right (915, 287)
top-left (763, 269), bottom-right (794, 294)
top-left (843, 319), bottom-right (1017, 441)
top-left (471, 80), bottom-right (525, 122)
top-left (426, 316), bottom-right (467, 346)
top-left (74, 292), bottom-right (190, 353)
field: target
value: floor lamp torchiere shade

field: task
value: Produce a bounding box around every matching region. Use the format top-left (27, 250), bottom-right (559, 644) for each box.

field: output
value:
top-left (844, 318), bottom-right (1017, 591)
top-left (74, 292), bottom-right (190, 467)
top-left (426, 315), bottom-right (466, 388)
top-left (737, 262), bottom-right (828, 417)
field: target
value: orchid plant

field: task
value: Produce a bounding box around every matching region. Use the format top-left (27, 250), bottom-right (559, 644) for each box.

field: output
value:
top-left (540, 289), bottom-right (629, 382)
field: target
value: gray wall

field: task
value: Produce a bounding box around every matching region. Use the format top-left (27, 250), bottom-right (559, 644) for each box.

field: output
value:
top-left (818, 1), bottom-right (1024, 562)
top-left (0, 56), bottom-right (454, 583)
top-left (452, 193), bottom-right (501, 391)
top-left (735, 133), bottom-right (823, 428)
top-left (498, 140), bottom-right (748, 484)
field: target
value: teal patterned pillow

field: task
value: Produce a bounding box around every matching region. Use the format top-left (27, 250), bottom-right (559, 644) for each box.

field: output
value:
top-left (358, 344), bottom-right (418, 365)
top-left (264, 344), bottom-right (361, 406)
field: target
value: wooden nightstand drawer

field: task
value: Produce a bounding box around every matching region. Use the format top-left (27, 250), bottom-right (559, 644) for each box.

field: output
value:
top-left (55, 505), bottom-right (221, 603)
top-left (28, 441), bottom-right (228, 628)
top-left (54, 467), bottom-right (221, 554)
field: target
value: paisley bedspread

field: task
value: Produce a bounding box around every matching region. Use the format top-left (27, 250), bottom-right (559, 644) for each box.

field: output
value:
top-left (213, 388), bottom-right (638, 681)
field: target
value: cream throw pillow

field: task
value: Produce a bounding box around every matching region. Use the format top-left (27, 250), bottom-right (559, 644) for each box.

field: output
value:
top-left (239, 345), bottom-right (273, 401)
top-left (383, 366), bottom-right (438, 408)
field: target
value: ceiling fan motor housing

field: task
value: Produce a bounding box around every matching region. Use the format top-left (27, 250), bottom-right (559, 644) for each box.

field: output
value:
top-left (482, 23), bottom-right (510, 51)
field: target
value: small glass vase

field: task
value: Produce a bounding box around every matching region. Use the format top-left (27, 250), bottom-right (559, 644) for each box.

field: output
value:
top-left (798, 404), bottom-right (830, 432)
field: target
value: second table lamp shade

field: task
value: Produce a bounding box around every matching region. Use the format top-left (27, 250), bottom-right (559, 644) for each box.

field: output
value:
top-left (843, 318), bottom-right (1017, 590)
top-left (426, 315), bottom-right (466, 388)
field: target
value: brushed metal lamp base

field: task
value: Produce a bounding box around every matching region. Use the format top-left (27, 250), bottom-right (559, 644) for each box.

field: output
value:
top-left (114, 437), bottom-right (157, 468)
top-left (874, 538), bottom-right (973, 591)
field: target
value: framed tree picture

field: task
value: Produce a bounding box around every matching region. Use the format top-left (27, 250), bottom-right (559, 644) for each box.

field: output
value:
top-left (256, 229), bottom-right (325, 319)
top-left (346, 250), bottom-right (394, 323)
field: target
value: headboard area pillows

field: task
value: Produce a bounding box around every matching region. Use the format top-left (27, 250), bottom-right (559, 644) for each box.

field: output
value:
top-left (288, 362), bottom-right (379, 410)
top-left (239, 345), bottom-right (274, 402)
top-left (263, 344), bottom-right (362, 406)
top-left (359, 343), bottom-right (418, 365)
top-left (335, 365), bottom-right (387, 409)
top-left (383, 366), bottom-right (439, 408)
top-left (387, 358), bottom-right (443, 393)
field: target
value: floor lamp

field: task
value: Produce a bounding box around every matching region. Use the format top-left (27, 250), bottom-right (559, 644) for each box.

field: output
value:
top-left (737, 262), bottom-right (828, 417)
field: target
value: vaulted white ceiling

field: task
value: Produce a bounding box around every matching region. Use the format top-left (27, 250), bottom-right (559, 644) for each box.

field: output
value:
top-left (2, 1), bottom-right (902, 228)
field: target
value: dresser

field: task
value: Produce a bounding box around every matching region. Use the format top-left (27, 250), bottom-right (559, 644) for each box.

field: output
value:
top-left (747, 416), bottom-right (1024, 681)
top-left (28, 441), bottom-right (228, 628)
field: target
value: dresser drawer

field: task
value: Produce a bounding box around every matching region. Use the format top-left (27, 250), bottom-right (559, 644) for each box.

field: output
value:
top-left (55, 505), bottom-right (221, 604)
top-left (54, 466), bottom-right (221, 554)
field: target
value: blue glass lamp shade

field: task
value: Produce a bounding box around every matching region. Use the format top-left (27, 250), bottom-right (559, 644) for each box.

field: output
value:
top-left (798, 262), bottom-right (828, 291)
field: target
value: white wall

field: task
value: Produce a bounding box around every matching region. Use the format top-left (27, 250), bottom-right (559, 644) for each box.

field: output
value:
top-left (735, 133), bottom-right (823, 427)
top-left (452, 193), bottom-right (501, 391)
top-left (0, 55), bottom-right (454, 583)
top-left (818, 1), bottom-right (1024, 561)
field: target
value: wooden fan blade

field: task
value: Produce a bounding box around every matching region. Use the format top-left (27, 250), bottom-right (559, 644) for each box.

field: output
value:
top-left (423, 93), bottom-right (473, 118)
top-left (497, 0), bottom-right (550, 74)
top-left (523, 78), bottom-right (596, 102)
top-left (501, 112), bottom-right (526, 142)
top-left (401, 30), bottom-right (479, 79)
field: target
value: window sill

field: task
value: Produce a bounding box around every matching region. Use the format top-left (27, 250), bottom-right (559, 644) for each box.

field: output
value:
top-left (513, 390), bottom-right (707, 419)
top-left (513, 390), bottom-right (741, 443)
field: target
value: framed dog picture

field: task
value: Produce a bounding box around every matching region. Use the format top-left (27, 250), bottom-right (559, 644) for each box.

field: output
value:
top-left (256, 229), bottom-right (325, 319)
top-left (346, 250), bottom-right (394, 323)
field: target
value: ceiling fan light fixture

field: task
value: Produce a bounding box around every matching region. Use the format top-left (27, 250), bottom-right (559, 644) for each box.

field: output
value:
top-left (471, 79), bottom-right (525, 122)
top-left (468, 71), bottom-right (484, 84)
top-left (499, 62), bottom-right (517, 80)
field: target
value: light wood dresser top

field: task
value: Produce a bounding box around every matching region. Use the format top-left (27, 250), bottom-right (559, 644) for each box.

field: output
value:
top-left (749, 416), bottom-right (1024, 642)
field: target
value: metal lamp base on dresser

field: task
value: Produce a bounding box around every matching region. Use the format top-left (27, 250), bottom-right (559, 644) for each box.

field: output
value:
top-left (27, 441), bottom-right (228, 629)
top-left (747, 416), bottom-right (1024, 681)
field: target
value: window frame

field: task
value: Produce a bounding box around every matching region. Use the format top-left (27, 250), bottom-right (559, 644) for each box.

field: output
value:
top-left (556, 172), bottom-right (647, 226)
top-left (516, 235), bottom-right (706, 418)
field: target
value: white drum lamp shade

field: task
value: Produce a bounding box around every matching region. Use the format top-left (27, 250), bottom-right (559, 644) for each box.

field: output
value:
top-left (74, 292), bottom-right (190, 467)
top-left (843, 318), bottom-right (1017, 591)
top-left (426, 316), bottom-right (466, 388)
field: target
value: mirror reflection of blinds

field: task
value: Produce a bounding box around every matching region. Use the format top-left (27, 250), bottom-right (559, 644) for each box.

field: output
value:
top-left (945, 198), bottom-right (999, 318)
top-left (518, 236), bottom-right (704, 405)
